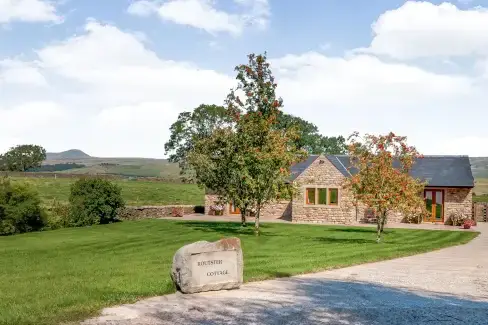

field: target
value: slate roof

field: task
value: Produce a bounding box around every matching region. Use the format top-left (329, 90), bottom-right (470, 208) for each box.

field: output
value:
top-left (290, 155), bottom-right (474, 188)
top-left (289, 155), bottom-right (320, 181)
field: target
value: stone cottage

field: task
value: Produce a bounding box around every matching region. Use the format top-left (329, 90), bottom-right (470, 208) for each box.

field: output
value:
top-left (204, 155), bottom-right (474, 224)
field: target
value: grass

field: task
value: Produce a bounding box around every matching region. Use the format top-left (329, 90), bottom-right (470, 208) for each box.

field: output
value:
top-left (10, 177), bottom-right (204, 206)
top-left (45, 157), bottom-right (181, 178)
top-left (0, 220), bottom-right (478, 325)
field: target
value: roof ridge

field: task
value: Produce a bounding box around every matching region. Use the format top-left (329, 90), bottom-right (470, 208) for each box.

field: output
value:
top-left (329, 154), bottom-right (470, 158)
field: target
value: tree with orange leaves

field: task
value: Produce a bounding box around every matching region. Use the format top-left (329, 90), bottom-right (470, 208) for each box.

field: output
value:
top-left (345, 132), bottom-right (428, 242)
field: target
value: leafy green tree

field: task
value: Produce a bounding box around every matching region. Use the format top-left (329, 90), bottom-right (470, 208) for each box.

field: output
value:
top-left (165, 106), bottom-right (345, 183)
top-left (275, 113), bottom-right (346, 155)
top-left (2, 145), bottom-right (46, 172)
top-left (0, 155), bottom-right (6, 171)
top-left (189, 53), bottom-right (307, 234)
top-left (189, 127), bottom-right (255, 226)
top-left (164, 104), bottom-right (232, 182)
top-left (68, 178), bottom-right (125, 227)
top-left (0, 177), bottom-right (46, 235)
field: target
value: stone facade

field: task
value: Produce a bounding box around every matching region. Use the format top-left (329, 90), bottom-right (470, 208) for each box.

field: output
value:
top-left (204, 194), bottom-right (292, 220)
top-left (290, 156), bottom-right (473, 224)
top-left (259, 201), bottom-right (292, 220)
top-left (442, 187), bottom-right (473, 223)
top-left (292, 156), bottom-right (357, 224)
top-left (204, 156), bottom-right (474, 224)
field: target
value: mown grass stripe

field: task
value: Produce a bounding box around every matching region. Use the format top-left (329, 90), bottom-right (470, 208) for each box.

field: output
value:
top-left (0, 220), bottom-right (478, 325)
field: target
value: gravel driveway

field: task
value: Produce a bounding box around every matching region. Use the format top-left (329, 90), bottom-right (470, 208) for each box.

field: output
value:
top-left (82, 224), bottom-right (488, 325)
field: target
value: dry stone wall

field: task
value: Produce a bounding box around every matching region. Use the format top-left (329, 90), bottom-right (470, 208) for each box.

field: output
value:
top-left (120, 205), bottom-right (196, 220)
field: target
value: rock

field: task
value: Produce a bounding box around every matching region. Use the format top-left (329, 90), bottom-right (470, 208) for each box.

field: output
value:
top-left (171, 237), bottom-right (244, 294)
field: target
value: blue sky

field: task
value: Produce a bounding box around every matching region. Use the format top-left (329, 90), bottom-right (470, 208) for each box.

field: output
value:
top-left (1, 0), bottom-right (488, 157)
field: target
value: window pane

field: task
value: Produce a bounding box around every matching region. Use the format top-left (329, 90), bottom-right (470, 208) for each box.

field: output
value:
top-left (318, 188), bottom-right (327, 205)
top-left (329, 188), bottom-right (338, 205)
top-left (435, 191), bottom-right (443, 220)
top-left (306, 188), bottom-right (315, 205)
top-left (425, 191), bottom-right (433, 216)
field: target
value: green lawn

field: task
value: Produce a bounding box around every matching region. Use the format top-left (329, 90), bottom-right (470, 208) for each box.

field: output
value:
top-left (0, 220), bottom-right (478, 325)
top-left (10, 177), bottom-right (204, 206)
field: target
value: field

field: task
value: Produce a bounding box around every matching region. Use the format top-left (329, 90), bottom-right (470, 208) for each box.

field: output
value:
top-left (11, 177), bottom-right (204, 206)
top-left (0, 220), bottom-right (478, 325)
top-left (8, 175), bottom-right (488, 206)
top-left (44, 157), bottom-right (180, 179)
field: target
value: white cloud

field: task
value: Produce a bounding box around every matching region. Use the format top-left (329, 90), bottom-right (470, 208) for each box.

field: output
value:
top-left (357, 1), bottom-right (488, 59)
top-left (127, 0), bottom-right (270, 35)
top-left (2, 15), bottom-right (488, 157)
top-left (272, 51), bottom-right (488, 155)
top-left (0, 0), bottom-right (62, 24)
top-left (1, 21), bottom-right (233, 157)
top-left (0, 101), bottom-right (66, 152)
top-left (126, 0), bottom-right (158, 17)
top-left (0, 59), bottom-right (47, 86)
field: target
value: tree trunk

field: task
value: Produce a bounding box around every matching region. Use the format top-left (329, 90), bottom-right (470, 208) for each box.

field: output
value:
top-left (376, 221), bottom-right (382, 243)
top-left (240, 210), bottom-right (247, 227)
top-left (377, 212), bottom-right (387, 243)
top-left (254, 205), bottom-right (261, 236)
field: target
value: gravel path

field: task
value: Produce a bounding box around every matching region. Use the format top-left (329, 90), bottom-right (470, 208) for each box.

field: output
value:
top-left (82, 224), bottom-right (488, 325)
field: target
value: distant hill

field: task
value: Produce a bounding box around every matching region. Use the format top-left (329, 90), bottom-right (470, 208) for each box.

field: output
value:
top-left (41, 150), bottom-right (180, 179)
top-left (46, 149), bottom-right (91, 160)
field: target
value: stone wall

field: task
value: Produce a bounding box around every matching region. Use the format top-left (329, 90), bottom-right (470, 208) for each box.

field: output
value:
top-left (205, 194), bottom-right (221, 215)
top-left (204, 194), bottom-right (292, 220)
top-left (120, 205), bottom-right (196, 220)
top-left (358, 207), bottom-right (404, 224)
top-left (292, 156), bottom-right (357, 224)
top-left (444, 187), bottom-right (473, 222)
top-left (260, 201), bottom-right (292, 220)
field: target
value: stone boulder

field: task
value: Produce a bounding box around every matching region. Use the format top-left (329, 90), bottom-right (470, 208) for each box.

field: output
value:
top-left (171, 237), bottom-right (244, 294)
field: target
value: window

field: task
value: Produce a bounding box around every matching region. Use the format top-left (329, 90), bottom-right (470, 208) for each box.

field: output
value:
top-left (329, 188), bottom-right (338, 205)
top-left (306, 188), bottom-right (315, 205)
top-left (304, 187), bottom-right (339, 206)
top-left (318, 188), bottom-right (327, 205)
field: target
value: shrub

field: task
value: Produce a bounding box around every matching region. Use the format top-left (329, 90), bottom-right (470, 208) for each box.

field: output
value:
top-left (68, 178), bottom-right (125, 227)
top-left (449, 213), bottom-right (464, 226)
top-left (209, 205), bottom-right (224, 216)
top-left (405, 214), bottom-right (422, 224)
top-left (0, 177), bottom-right (45, 235)
top-left (463, 218), bottom-right (474, 229)
top-left (45, 198), bottom-right (70, 230)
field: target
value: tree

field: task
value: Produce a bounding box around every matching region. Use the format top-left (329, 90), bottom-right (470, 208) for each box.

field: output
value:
top-left (68, 178), bottom-right (125, 227)
top-left (165, 105), bottom-right (345, 183)
top-left (0, 177), bottom-right (46, 235)
top-left (2, 145), bottom-right (46, 172)
top-left (275, 113), bottom-right (347, 155)
top-left (189, 127), bottom-right (255, 226)
top-left (344, 132), bottom-right (428, 242)
top-left (164, 104), bottom-right (232, 182)
top-left (0, 155), bottom-right (6, 171)
top-left (189, 52), bottom-right (307, 234)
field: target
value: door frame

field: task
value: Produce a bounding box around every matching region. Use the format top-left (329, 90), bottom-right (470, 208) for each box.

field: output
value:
top-left (423, 189), bottom-right (445, 223)
top-left (229, 202), bottom-right (241, 215)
